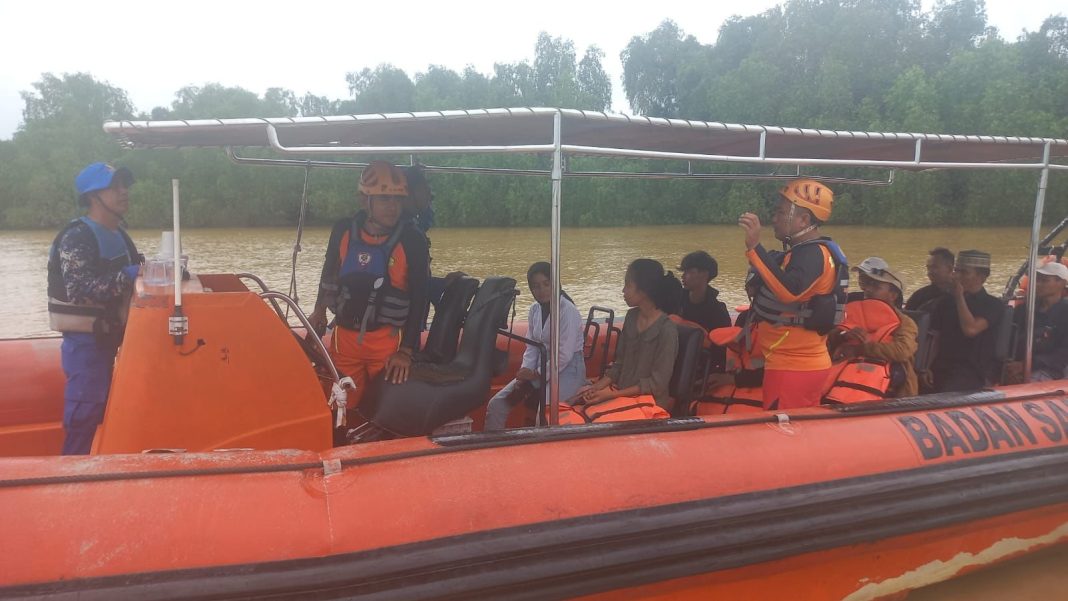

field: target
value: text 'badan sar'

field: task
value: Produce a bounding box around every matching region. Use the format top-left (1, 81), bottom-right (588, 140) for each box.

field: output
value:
top-left (897, 400), bottom-right (1068, 460)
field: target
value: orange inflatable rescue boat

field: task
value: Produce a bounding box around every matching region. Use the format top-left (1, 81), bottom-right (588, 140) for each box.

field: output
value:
top-left (2, 108), bottom-right (1068, 599)
top-left (2, 270), bottom-right (1066, 600)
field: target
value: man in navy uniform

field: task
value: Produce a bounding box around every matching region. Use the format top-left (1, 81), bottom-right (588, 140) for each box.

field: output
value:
top-left (47, 163), bottom-right (141, 454)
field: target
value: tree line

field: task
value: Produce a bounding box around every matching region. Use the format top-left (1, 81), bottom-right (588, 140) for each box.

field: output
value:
top-left (1, 0), bottom-right (1066, 230)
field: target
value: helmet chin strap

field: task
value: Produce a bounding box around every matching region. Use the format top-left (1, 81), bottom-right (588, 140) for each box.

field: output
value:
top-left (362, 198), bottom-right (394, 235)
top-left (781, 203), bottom-right (817, 250)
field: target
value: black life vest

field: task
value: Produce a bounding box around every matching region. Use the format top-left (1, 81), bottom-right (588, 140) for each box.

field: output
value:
top-left (46, 217), bottom-right (140, 339)
top-left (751, 238), bottom-right (849, 335)
top-left (333, 215), bottom-right (411, 333)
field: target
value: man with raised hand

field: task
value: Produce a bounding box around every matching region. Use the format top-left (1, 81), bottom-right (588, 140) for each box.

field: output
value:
top-left (928, 250), bottom-right (1003, 391)
top-left (738, 179), bottom-right (848, 410)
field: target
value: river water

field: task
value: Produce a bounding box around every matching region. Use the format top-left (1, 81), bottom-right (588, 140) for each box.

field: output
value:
top-left (1, 224), bottom-right (1031, 338)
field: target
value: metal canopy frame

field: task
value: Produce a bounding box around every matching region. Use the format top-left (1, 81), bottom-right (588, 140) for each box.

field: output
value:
top-left (105, 107), bottom-right (1068, 423)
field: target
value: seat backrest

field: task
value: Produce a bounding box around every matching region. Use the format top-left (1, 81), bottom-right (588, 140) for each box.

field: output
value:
top-left (992, 303), bottom-right (1016, 363)
top-left (668, 322), bottom-right (704, 416)
top-left (358, 277), bottom-right (517, 437)
top-left (903, 309), bottom-right (935, 374)
top-left (419, 276), bottom-right (478, 364)
top-left (452, 277), bottom-right (518, 371)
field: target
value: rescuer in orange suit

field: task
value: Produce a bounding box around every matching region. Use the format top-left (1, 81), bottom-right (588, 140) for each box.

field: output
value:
top-left (309, 162), bottom-right (430, 419)
top-left (737, 179), bottom-right (849, 410)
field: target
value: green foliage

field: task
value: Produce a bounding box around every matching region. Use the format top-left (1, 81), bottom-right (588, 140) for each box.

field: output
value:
top-left (620, 1), bottom-right (1068, 227)
top-left (2, 4), bottom-right (1067, 231)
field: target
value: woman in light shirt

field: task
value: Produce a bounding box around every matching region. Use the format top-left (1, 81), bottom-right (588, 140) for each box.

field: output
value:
top-left (484, 262), bottom-right (586, 431)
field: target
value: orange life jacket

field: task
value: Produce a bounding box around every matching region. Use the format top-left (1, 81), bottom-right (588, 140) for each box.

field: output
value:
top-left (823, 299), bottom-right (901, 404)
top-left (691, 382), bottom-right (763, 415)
top-left (554, 394), bottom-right (669, 424)
top-left (708, 321), bottom-right (764, 372)
top-left (668, 314), bottom-right (711, 349)
top-left (696, 321), bottom-right (766, 414)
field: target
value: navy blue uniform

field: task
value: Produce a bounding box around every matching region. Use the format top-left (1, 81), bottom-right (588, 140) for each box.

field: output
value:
top-left (47, 217), bottom-right (139, 454)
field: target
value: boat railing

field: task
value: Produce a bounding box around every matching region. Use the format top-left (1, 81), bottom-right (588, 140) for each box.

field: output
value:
top-left (258, 291), bottom-right (343, 386)
top-left (236, 273), bottom-right (287, 320)
top-left (584, 306), bottom-right (618, 378)
top-left (496, 328), bottom-right (548, 426)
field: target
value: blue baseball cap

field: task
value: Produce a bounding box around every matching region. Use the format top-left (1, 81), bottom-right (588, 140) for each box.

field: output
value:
top-left (74, 162), bottom-right (134, 196)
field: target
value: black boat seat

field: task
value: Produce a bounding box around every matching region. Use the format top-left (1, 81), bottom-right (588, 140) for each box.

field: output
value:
top-left (418, 276), bottom-right (478, 364)
top-left (992, 303), bottom-right (1017, 363)
top-left (992, 303), bottom-right (1017, 383)
top-left (667, 320), bottom-right (704, 417)
top-left (903, 309), bottom-right (936, 375)
top-left (359, 277), bottom-right (518, 437)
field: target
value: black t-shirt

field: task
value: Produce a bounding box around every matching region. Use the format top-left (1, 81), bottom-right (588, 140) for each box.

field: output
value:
top-left (1014, 299), bottom-right (1068, 375)
top-left (679, 286), bottom-right (732, 371)
top-left (905, 284), bottom-right (947, 311)
top-left (679, 286), bottom-right (732, 332)
top-left (929, 287), bottom-right (1004, 381)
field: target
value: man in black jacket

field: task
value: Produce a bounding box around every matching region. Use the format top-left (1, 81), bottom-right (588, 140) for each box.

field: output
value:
top-left (1006, 261), bottom-right (1068, 382)
top-left (905, 247), bottom-right (954, 311)
top-left (929, 250), bottom-right (1003, 392)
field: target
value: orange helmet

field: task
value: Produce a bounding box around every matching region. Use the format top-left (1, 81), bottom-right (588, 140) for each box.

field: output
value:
top-left (359, 161), bottom-right (407, 196)
top-left (779, 178), bottom-right (833, 222)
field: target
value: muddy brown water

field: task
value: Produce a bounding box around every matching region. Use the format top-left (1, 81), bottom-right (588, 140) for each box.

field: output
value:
top-left (1, 224), bottom-right (1031, 338)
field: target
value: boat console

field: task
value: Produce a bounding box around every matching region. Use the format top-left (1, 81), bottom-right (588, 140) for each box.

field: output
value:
top-left (93, 273), bottom-right (333, 453)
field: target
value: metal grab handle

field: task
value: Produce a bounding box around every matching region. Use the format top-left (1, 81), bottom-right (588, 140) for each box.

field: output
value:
top-left (497, 329), bottom-right (548, 427)
top-left (585, 306), bottom-right (617, 378)
top-left (237, 273), bottom-right (286, 320)
top-left (259, 291), bottom-right (342, 385)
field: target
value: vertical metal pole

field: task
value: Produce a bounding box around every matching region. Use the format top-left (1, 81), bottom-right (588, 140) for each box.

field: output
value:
top-left (169, 179), bottom-right (188, 346)
top-left (172, 179), bottom-right (182, 308)
top-left (549, 111), bottom-right (563, 425)
top-left (1024, 143), bottom-right (1052, 381)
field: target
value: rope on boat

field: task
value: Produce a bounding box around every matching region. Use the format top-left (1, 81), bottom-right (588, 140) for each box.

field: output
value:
top-left (329, 376), bottom-right (356, 428)
top-left (287, 164), bottom-right (312, 319)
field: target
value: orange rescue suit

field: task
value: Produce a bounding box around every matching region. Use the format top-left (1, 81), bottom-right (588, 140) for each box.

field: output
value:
top-left (330, 229), bottom-right (410, 407)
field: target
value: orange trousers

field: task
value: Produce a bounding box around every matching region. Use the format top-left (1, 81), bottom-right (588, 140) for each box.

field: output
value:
top-left (762, 367), bottom-right (833, 410)
top-left (329, 326), bottom-right (402, 408)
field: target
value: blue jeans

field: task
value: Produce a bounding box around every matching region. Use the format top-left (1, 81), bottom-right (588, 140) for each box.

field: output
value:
top-left (485, 352), bottom-right (586, 431)
top-left (60, 333), bottom-right (117, 455)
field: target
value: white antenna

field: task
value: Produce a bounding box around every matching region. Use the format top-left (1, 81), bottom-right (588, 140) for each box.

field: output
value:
top-left (168, 179), bottom-right (188, 345)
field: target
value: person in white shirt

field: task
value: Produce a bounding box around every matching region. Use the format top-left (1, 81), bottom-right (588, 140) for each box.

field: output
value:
top-left (484, 262), bottom-right (586, 430)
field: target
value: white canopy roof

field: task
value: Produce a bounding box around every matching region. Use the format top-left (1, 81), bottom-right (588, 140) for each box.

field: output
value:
top-left (104, 107), bottom-right (1068, 172)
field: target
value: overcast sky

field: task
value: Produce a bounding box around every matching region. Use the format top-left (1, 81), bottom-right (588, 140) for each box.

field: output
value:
top-left (0, 0), bottom-right (1063, 139)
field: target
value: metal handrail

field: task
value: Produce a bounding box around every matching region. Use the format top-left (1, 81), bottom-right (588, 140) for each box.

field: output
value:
top-left (259, 291), bottom-right (342, 385)
top-left (1002, 215), bottom-right (1068, 302)
top-left (497, 328), bottom-right (548, 427)
top-left (584, 306), bottom-right (617, 377)
top-left (226, 147), bottom-right (894, 186)
top-left (236, 273), bottom-right (287, 320)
